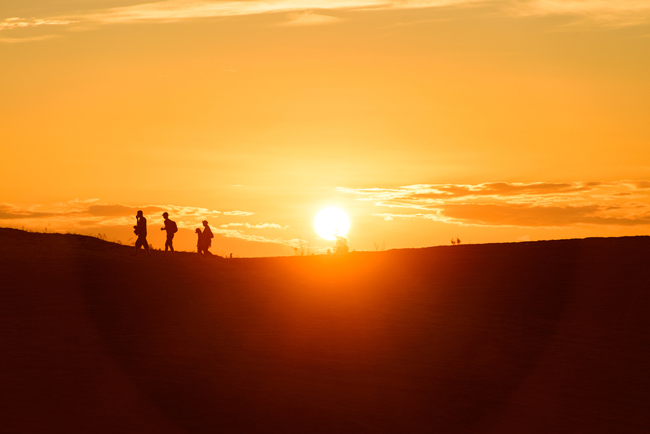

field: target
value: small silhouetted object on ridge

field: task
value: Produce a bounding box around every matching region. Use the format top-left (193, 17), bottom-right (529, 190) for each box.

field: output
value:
top-left (161, 212), bottom-right (177, 257)
top-left (133, 210), bottom-right (150, 256)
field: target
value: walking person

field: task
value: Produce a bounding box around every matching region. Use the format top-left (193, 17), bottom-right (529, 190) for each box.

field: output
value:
top-left (133, 210), bottom-right (150, 256)
top-left (202, 220), bottom-right (214, 255)
top-left (195, 228), bottom-right (205, 256)
top-left (161, 212), bottom-right (177, 257)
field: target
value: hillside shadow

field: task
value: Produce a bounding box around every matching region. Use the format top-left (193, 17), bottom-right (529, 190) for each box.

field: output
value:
top-left (74, 240), bottom-right (583, 433)
top-left (3, 228), bottom-right (649, 433)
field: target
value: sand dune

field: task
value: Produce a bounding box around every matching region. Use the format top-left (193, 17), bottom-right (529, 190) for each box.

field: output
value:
top-left (1, 227), bottom-right (649, 433)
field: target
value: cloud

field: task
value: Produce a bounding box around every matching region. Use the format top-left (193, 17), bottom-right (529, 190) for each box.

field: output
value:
top-left (223, 210), bottom-right (255, 216)
top-left (280, 11), bottom-right (343, 26)
top-left (342, 181), bottom-right (650, 228)
top-left (2, 0), bottom-right (486, 32)
top-left (0, 204), bottom-right (57, 220)
top-left (338, 182), bottom-right (619, 210)
top-left (0, 17), bottom-right (76, 31)
top-left (510, 0), bottom-right (650, 26)
top-left (212, 227), bottom-right (290, 244)
top-left (75, 0), bottom-right (486, 25)
top-left (0, 200), bottom-right (227, 226)
top-left (440, 203), bottom-right (650, 227)
top-left (5, 0), bottom-right (648, 36)
top-left (220, 222), bottom-right (287, 229)
top-left (83, 204), bottom-right (164, 217)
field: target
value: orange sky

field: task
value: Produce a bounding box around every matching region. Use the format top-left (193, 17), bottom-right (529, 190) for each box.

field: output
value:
top-left (2, 0), bottom-right (650, 256)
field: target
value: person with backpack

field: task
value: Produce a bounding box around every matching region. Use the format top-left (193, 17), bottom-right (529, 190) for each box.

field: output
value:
top-left (161, 212), bottom-right (177, 257)
top-left (202, 220), bottom-right (214, 255)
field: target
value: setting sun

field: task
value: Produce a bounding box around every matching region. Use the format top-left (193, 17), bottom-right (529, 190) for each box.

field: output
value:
top-left (314, 207), bottom-right (350, 241)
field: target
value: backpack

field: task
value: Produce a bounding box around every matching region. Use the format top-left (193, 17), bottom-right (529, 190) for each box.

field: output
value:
top-left (169, 220), bottom-right (178, 234)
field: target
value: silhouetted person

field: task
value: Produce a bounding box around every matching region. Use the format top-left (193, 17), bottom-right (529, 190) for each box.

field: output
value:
top-left (196, 228), bottom-right (206, 256)
top-left (133, 210), bottom-right (150, 256)
top-left (202, 220), bottom-right (214, 255)
top-left (161, 212), bottom-right (177, 257)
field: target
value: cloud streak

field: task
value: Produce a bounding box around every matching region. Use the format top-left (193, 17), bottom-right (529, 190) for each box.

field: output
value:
top-left (0, 17), bottom-right (76, 30)
top-left (1, 0), bottom-right (486, 32)
top-left (279, 11), bottom-right (343, 26)
top-left (515, 0), bottom-right (650, 26)
top-left (341, 181), bottom-right (650, 228)
top-left (220, 222), bottom-right (287, 229)
top-left (4, 0), bottom-right (649, 34)
top-left (58, 0), bottom-right (484, 26)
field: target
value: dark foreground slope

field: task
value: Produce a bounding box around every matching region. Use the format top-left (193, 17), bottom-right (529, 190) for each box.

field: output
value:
top-left (1, 228), bottom-right (650, 434)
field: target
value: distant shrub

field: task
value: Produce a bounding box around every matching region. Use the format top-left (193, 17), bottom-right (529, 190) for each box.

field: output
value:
top-left (334, 235), bottom-right (349, 254)
top-left (373, 241), bottom-right (385, 252)
top-left (293, 237), bottom-right (310, 256)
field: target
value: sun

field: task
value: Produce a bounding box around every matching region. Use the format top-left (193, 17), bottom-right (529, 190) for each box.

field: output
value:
top-left (314, 207), bottom-right (350, 241)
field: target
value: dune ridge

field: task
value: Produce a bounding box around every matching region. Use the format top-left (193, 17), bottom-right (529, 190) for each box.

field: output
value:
top-left (1, 227), bottom-right (649, 433)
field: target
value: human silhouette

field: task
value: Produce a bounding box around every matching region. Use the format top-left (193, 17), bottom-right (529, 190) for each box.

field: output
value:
top-left (196, 228), bottom-right (206, 256)
top-left (161, 212), bottom-right (177, 257)
top-left (202, 220), bottom-right (214, 255)
top-left (133, 210), bottom-right (150, 256)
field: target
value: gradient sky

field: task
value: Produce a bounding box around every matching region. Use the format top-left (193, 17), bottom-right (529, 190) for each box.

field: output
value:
top-left (2, 0), bottom-right (650, 256)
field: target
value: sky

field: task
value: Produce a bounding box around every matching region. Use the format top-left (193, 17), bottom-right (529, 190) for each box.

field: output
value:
top-left (2, 0), bottom-right (650, 256)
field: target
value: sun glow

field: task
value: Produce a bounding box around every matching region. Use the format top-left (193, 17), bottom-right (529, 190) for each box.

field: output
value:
top-left (314, 207), bottom-right (350, 241)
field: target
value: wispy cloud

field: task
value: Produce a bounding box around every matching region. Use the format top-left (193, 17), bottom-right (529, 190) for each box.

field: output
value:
top-left (2, 0), bottom-right (486, 31)
top-left (220, 222), bottom-right (287, 229)
top-left (4, 0), bottom-right (648, 35)
top-left (0, 204), bottom-right (58, 220)
top-left (223, 210), bottom-right (255, 216)
top-left (4, 199), bottom-right (222, 226)
top-left (212, 228), bottom-right (289, 244)
top-left (279, 11), bottom-right (343, 26)
top-left (75, 0), bottom-right (486, 25)
top-left (511, 0), bottom-right (650, 26)
top-left (0, 17), bottom-right (76, 30)
top-left (340, 181), bottom-right (650, 228)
